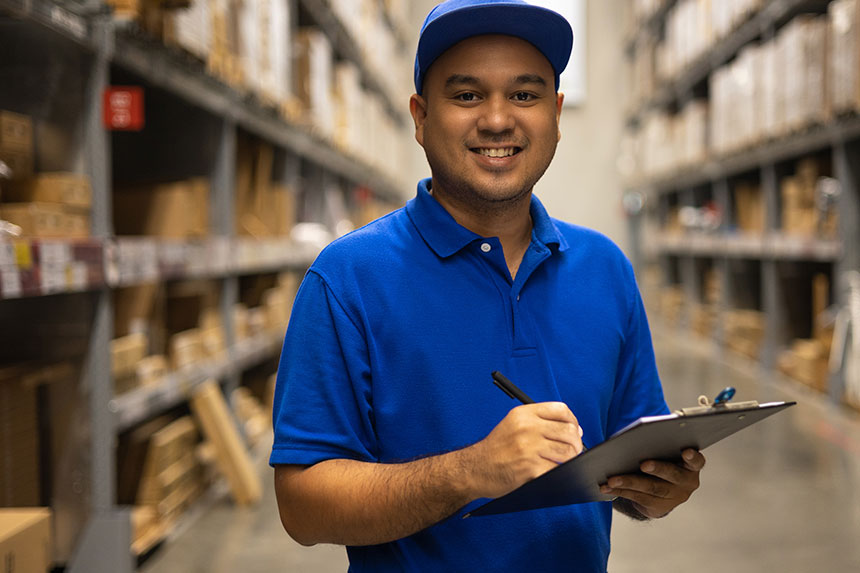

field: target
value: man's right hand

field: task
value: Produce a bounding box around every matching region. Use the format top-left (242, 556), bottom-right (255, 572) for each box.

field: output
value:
top-left (274, 402), bottom-right (584, 546)
top-left (461, 402), bottom-right (585, 499)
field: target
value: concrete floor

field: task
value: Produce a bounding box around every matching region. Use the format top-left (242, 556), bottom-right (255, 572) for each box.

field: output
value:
top-left (139, 328), bottom-right (860, 572)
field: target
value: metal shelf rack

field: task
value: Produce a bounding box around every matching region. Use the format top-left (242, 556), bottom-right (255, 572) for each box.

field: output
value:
top-left (0, 1), bottom-right (413, 570)
top-left (625, 0), bottom-right (860, 401)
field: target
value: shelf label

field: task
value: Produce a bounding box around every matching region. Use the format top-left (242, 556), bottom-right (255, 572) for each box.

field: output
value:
top-left (0, 242), bottom-right (14, 267)
top-left (1, 268), bottom-right (22, 298)
top-left (14, 241), bottom-right (32, 270)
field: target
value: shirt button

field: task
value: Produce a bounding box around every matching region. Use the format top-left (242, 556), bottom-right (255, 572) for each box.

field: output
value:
top-left (480, 243), bottom-right (492, 253)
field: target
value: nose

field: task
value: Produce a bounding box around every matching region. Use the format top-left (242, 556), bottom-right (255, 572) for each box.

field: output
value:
top-left (476, 94), bottom-right (515, 134)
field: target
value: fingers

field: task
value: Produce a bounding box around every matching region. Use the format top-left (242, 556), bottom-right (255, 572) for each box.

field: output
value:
top-left (600, 450), bottom-right (706, 519)
top-left (681, 449), bottom-right (706, 472)
top-left (470, 402), bottom-right (585, 498)
top-left (526, 403), bottom-right (585, 459)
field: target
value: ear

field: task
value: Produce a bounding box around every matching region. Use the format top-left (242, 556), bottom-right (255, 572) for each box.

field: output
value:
top-left (555, 93), bottom-right (564, 142)
top-left (410, 94), bottom-right (428, 148)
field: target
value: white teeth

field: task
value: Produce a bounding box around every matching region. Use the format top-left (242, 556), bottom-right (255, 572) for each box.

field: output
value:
top-left (476, 148), bottom-right (516, 158)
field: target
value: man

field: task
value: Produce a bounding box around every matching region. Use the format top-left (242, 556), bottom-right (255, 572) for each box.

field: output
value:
top-left (270, 0), bottom-right (705, 570)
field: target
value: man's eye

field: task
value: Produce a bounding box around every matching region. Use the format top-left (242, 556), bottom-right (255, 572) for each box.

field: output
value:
top-left (513, 92), bottom-right (535, 102)
top-left (456, 92), bottom-right (477, 102)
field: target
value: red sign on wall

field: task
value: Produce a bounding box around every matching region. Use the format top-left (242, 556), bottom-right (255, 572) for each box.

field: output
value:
top-left (103, 86), bottom-right (145, 131)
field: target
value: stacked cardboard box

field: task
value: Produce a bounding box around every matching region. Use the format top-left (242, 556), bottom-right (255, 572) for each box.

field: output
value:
top-left (114, 283), bottom-right (170, 394)
top-left (163, 0), bottom-right (210, 61)
top-left (0, 110), bottom-right (34, 180)
top-left (231, 387), bottom-right (268, 447)
top-left (659, 0), bottom-right (714, 82)
top-left (780, 157), bottom-right (837, 237)
top-left (782, 16), bottom-right (829, 133)
top-left (0, 367), bottom-right (40, 506)
top-left (691, 268), bottom-right (722, 337)
top-left (777, 274), bottom-right (833, 392)
top-left (234, 138), bottom-right (296, 238)
top-left (660, 286), bottom-right (685, 325)
top-left (0, 508), bottom-right (52, 573)
top-left (137, 416), bottom-right (205, 526)
top-left (166, 280), bottom-right (225, 370)
top-left (295, 28), bottom-right (335, 139)
top-left (334, 62), bottom-right (363, 154)
top-left (190, 380), bottom-right (261, 505)
top-left (711, 0), bottom-right (764, 41)
top-left (723, 309), bottom-right (765, 359)
top-left (111, 332), bottom-right (149, 395)
top-left (1, 173), bottom-right (92, 239)
top-left (207, 0), bottom-right (244, 89)
top-left (113, 178), bottom-right (209, 238)
top-left (261, 272), bottom-right (299, 335)
top-left (734, 183), bottom-right (765, 233)
top-left (131, 506), bottom-right (166, 556)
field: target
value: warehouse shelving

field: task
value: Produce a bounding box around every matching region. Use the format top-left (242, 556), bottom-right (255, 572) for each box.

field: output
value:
top-left (0, 0), bottom-right (413, 571)
top-left (625, 0), bottom-right (860, 410)
top-left (627, 0), bottom-right (831, 123)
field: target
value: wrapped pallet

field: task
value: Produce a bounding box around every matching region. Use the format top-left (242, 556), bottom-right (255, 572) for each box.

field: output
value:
top-left (782, 16), bottom-right (829, 132)
top-left (164, 0), bottom-right (210, 62)
top-left (829, 0), bottom-right (860, 114)
top-left (295, 28), bottom-right (335, 138)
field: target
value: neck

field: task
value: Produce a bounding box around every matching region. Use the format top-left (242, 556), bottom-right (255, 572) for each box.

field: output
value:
top-left (429, 182), bottom-right (534, 279)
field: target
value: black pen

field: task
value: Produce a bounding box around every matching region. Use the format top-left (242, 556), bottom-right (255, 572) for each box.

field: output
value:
top-left (491, 371), bottom-right (535, 404)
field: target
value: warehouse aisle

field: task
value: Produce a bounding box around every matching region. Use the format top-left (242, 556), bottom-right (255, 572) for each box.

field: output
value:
top-left (140, 328), bottom-right (860, 573)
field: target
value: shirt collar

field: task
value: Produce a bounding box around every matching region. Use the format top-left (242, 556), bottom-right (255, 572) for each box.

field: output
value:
top-left (405, 178), bottom-right (569, 258)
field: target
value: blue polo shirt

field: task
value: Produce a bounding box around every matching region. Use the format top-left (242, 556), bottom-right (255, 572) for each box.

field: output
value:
top-left (270, 178), bottom-right (668, 572)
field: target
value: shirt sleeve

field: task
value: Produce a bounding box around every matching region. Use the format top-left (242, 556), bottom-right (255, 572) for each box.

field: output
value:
top-left (605, 264), bottom-right (670, 437)
top-left (269, 269), bottom-right (378, 466)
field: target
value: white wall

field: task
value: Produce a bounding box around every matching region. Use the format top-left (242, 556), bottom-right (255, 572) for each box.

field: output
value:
top-left (405, 0), bottom-right (630, 253)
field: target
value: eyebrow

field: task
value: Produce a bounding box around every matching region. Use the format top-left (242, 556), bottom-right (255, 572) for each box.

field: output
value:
top-left (444, 73), bottom-right (548, 89)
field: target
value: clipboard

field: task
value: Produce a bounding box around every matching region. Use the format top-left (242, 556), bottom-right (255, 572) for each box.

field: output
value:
top-left (466, 398), bottom-right (795, 518)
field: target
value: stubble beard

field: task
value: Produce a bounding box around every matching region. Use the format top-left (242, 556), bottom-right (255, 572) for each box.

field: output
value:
top-left (425, 148), bottom-right (555, 218)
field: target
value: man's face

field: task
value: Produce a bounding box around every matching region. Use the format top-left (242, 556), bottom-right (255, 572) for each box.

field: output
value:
top-left (411, 34), bottom-right (564, 209)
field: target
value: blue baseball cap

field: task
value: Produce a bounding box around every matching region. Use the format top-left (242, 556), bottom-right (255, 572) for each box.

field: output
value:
top-left (414, 0), bottom-right (574, 95)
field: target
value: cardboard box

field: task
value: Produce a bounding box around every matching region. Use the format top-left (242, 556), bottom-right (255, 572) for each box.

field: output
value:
top-left (2, 173), bottom-right (92, 210)
top-left (0, 149), bottom-right (34, 180)
top-left (0, 111), bottom-right (33, 154)
top-left (111, 332), bottom-right (148, 379)
top-left (115, 283), bottom-right (164, 339)
top-left (295, 28), bottom-right (335, 137)
top-left (829, 0), bottom-right (860, 113)
top-left (0, 371), bottom-right (40, 507)
top-left (0, 203), bottom-right (90, 239)
top-left (163, 0), bottom-right (210, 61)
top-left (169, 329), bottom-right (204, 370)
top-left (0, 508), bottom-right (52, 573)
top-left (723, 309), bottom-right (766, 359)
top-left (136, 355), bottom-right (168, 387)
top-left (190, 380), bottom-right (261, 505)
top-left (734, 183), bottom-right (765, 233)
top-left (113, 178), bottom-right (209, 238)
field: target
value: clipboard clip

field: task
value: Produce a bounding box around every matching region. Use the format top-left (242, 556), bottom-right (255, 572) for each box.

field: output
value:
top-left (675, 387), bottom-right (760, 416)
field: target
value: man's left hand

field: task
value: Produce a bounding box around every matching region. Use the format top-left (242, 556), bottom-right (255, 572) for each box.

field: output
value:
top-left (600, 449), bottom-right (706, 519)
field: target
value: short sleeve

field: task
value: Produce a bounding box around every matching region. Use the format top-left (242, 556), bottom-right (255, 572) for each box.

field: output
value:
top-left (605, 265), bottom-right (669, 436)
top-left (269, 270), bottom-right (377, 466)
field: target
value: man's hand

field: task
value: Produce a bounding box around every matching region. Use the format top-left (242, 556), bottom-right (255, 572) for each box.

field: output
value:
top-left (600, 448), bottom-right (705, 519)
top-left (274, 401), bottom-right (585, 547)
top-left (463, 402), bottom-right (585, 499)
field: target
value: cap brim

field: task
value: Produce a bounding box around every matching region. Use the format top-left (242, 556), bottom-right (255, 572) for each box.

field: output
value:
top-left (415, 3), bottom-right (573, 94)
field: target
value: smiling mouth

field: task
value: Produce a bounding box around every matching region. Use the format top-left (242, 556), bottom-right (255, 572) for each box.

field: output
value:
top-left (471, 147), bottom-right (522, 158)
